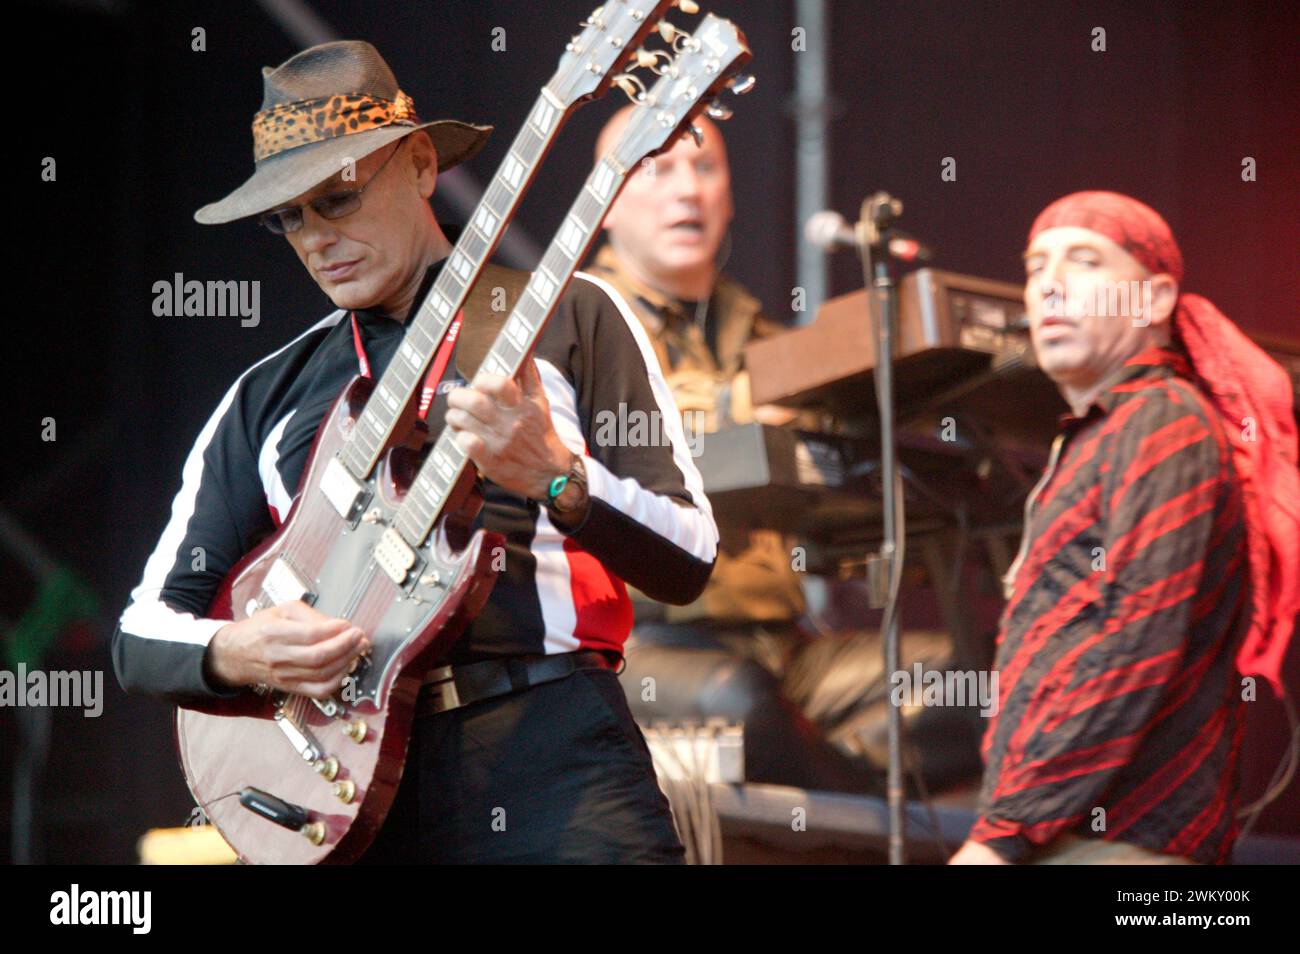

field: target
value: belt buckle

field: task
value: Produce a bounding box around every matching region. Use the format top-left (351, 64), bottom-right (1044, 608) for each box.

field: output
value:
top-left (423, 664), bottom-right (462, 713)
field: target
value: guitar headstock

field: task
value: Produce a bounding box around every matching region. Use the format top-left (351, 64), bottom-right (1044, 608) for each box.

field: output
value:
top-left (605, 13), bottom-right (753, 172)
top-left (548, 0), bottom-right (697, 106)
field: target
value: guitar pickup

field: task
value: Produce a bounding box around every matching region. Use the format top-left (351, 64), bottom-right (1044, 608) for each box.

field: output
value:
top-left (319, 456), bottom-right (372, 524)
top-left (263, 557), bottom-right (316, 607)
top-left (374, 526), bottom-right (419, 586)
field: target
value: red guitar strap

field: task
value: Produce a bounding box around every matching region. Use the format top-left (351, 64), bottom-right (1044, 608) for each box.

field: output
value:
top-left (350, 311), bottom-right (463, 421)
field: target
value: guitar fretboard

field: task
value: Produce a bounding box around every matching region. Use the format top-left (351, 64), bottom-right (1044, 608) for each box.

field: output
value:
top-left (339, 88), bottom-right (569, 479)
top-left (393, 153), bottom-right (629, 546)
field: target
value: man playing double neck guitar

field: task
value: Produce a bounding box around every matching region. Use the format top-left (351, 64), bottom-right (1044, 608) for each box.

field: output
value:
top-left (112, 40), bottom-right (718, 864)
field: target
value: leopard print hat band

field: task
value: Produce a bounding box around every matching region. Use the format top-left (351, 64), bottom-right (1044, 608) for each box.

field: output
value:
top-left (251, 89), bottom-right (419, 162)
top-left (195, 41), bottom-right (491, 224)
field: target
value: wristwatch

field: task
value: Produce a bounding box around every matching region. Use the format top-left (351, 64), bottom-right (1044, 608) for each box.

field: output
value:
top-left (545, 453), bottom-right (588, 516)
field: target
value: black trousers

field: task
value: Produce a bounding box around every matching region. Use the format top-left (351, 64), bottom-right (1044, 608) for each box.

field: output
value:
top-left (355, 667), bottom-right (684, 864)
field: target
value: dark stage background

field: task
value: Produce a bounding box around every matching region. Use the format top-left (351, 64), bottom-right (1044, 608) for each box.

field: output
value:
top-left (5, 0), bottom-right (1297, 862)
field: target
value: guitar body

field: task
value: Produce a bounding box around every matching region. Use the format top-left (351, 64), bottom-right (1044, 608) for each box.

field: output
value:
top-left (176, 375), bottom-right (503, 864)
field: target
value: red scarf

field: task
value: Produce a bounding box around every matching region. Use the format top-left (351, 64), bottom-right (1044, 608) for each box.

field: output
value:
top-left (1030, 191), bottom-right (1299, 695)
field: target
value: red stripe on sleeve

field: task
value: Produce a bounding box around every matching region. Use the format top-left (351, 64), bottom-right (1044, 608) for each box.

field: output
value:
top-left (1107, 706), bottom-right (1229, 838)
top-left (1041, 648), bottom-right (1183, 734)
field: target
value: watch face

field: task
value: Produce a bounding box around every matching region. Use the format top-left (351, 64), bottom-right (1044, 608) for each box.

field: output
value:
top-left (547, 456), bottom-right (588, 516)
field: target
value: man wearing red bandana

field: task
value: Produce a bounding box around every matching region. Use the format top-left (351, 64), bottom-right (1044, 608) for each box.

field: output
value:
top-left (948, 191), bottom-right (1299, 864)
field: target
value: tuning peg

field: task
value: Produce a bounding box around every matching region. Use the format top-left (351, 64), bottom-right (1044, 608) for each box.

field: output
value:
top-left (632, 47), bottom-right (672, 75)
top-left (675, 0), bottom-right (700, 12)
top-left (728, 73), bottom-right (757, 95)
top-left (657, 20), bottom-right (688, 44)
top-left (612, 72), bottom-right (647, 104)
top-left (687, 123), bottom-right (704, 147)
top-left (705, 100), bottom-right (733, 121)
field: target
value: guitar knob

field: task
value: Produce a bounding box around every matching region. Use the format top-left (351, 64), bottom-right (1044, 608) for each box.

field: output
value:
top-left (314, 756), bottom-right (340, 781)
top-left (332, 780), bottom-right (356, 804)
top-left (343, 719), bottom-right (368, 743)
top-left (301, 821), bottom-right (326, 845)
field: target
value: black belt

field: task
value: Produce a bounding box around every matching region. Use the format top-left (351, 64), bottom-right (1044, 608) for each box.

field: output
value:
top-left (416, 650), bottom-right (623, 716)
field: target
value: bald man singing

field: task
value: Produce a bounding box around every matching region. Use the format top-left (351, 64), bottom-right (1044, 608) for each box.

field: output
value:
top-left (585, 106), bottom-right (882, 794)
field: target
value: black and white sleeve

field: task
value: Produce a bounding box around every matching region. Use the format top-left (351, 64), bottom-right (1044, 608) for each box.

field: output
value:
top-left (111, 368), bottom-right (280, 704)
top-left (533, 273), bottom-right (719, 605)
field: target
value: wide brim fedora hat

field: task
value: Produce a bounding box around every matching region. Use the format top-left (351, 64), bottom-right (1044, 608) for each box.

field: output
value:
top-left (195, 40), bottom-right (491, 225)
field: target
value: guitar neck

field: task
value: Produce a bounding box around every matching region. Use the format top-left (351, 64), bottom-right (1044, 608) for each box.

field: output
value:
top-left (394, 153), bottom-right (631, 547)
top-left (339, 87), bottom-right (570, 479)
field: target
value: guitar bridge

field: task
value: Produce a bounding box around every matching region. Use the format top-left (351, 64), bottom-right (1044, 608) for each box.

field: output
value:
top-left (273, 709), bottom-right (324, 763)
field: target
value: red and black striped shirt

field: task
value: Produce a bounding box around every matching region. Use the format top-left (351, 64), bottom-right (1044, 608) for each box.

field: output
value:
top-left (970, 346), bottom-right (1250, 863)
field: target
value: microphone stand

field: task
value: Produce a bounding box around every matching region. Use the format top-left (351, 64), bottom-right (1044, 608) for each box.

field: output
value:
top-left (855, 192), bottom-right (907, 865)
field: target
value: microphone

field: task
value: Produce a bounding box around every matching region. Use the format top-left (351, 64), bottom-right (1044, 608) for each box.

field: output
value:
top-left (804, 210), bottom-right (933, 263)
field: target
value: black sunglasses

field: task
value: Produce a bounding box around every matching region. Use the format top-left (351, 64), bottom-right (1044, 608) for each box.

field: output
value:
top-left (259, 141), bottom-right (404, 235)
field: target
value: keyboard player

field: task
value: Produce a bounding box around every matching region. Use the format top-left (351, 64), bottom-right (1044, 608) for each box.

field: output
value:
top-left (585, 106), bottom-right (880, 792)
